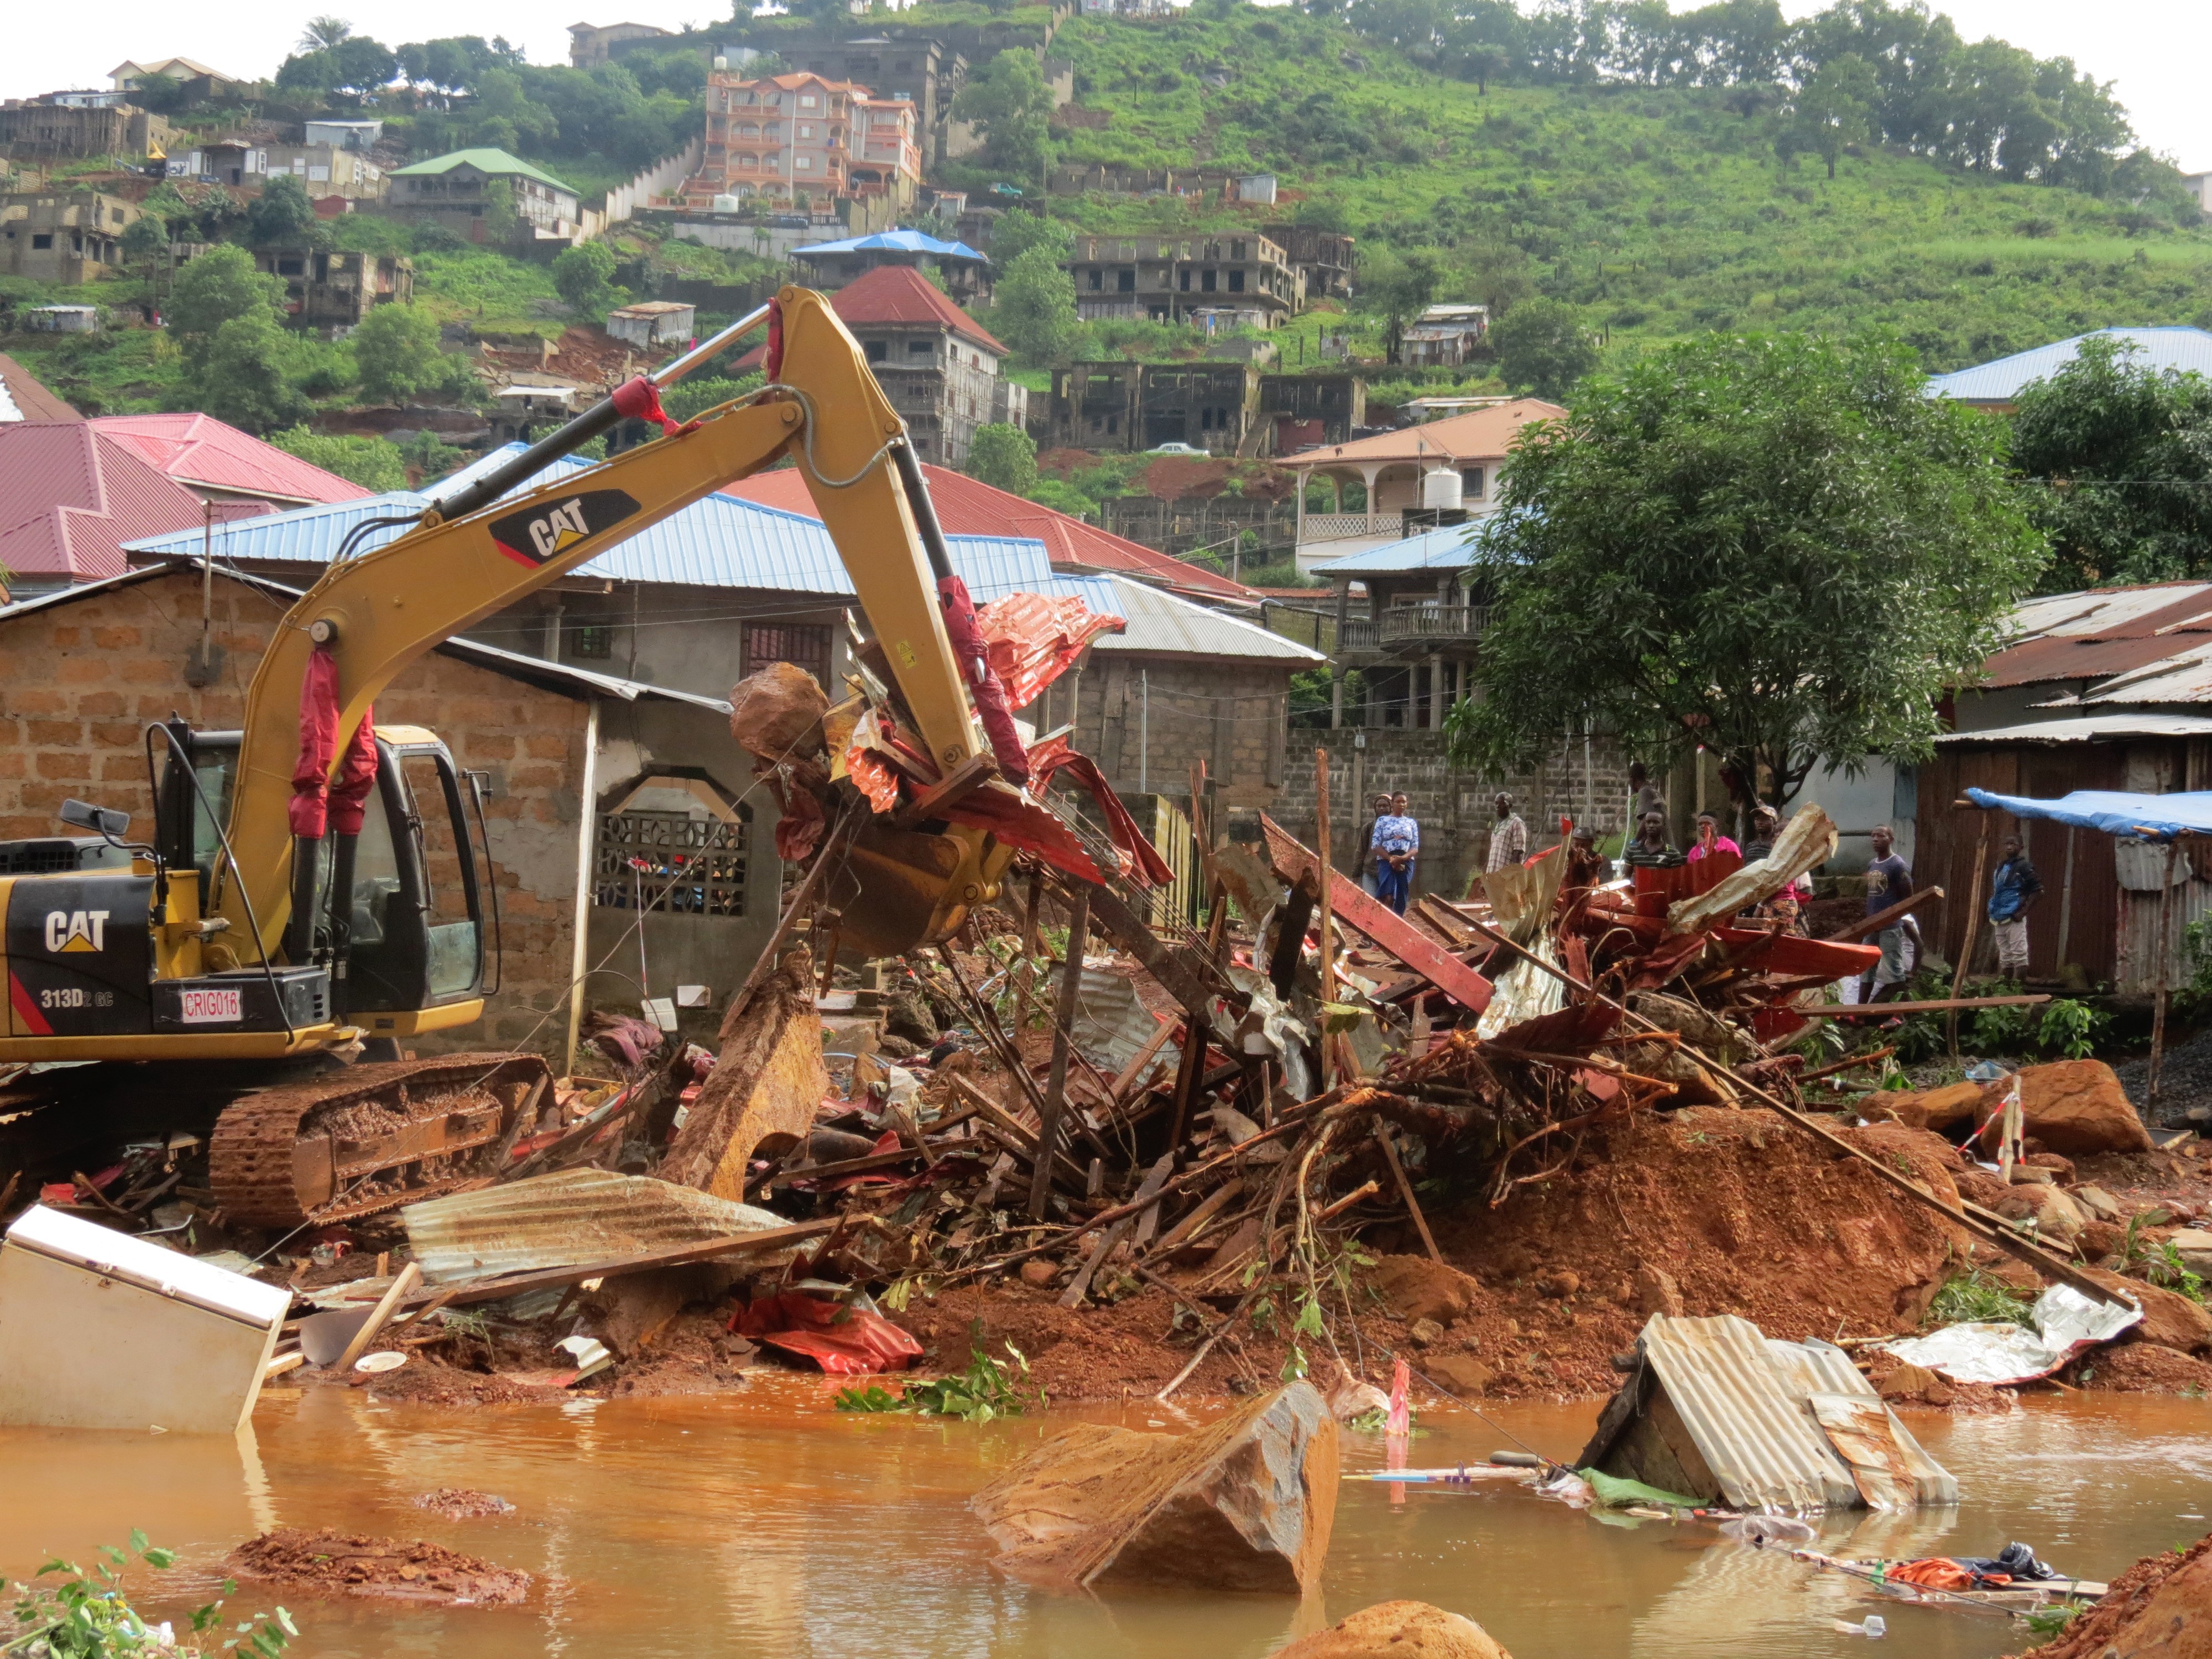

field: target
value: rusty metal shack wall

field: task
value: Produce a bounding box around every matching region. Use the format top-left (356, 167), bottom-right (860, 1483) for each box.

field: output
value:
top-left (1914, 735), bottom-right (2212, 993)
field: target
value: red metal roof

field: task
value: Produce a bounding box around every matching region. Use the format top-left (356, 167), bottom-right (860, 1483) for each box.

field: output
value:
top-left (738, 265), bottom-right (1006, 365)
top-left (88, 413), bottom-right (370, 507)
top-left (718, 463), bottom-right (1261, 603)
top-left (0, 354), bottom-right (80, 424)
top-left (1982, 582), bottom-right (2212, 688)
top-left (0, 424), bottom-right (225, 581)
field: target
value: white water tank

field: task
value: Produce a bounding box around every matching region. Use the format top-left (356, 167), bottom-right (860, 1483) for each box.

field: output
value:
top-left (712, 194), bottom-right (743, 215)
top-left (1421, 468), bottom-right (1464, 511)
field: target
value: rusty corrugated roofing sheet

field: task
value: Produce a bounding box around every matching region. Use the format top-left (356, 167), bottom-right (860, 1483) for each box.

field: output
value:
top-left (1636, 1314), bottom-right (1860, 1511)
top-left (402, 1168), bottom-right (793, 1284)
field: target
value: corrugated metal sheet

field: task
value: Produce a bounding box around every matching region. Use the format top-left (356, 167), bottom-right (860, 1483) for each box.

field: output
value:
top-left (1637, 1314), bottom-right (1862, 1512)
top-left (124, 491), bottom-right (432, 566)
top-left (1929, 327), bottom-right (2212, 404)
top-left (91, 411), bottom-right (372, 504)
top-left (1764, 1338), bottom-right (1956, 1509)
top-left (402, 1167), bottom-right (794, 1284)
top-left (2075, 640), bottom-right (2212, 708)
top-left (1308, 521), bottom-right (1489, 576)
top-left (1936, 714), bottom-right (2212, 744)
top-left (1084, 572), bottom-right (1325, 661)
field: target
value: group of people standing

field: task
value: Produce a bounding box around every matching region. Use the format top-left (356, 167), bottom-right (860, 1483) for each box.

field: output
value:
top-left (1343, 784), bottom-right (2046, 999)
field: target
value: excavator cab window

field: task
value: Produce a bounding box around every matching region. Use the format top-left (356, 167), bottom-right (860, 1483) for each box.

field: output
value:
top-left (348, 740), bottom-right (485, 1010)
top-left (155, 727), bottom-right (239, 894)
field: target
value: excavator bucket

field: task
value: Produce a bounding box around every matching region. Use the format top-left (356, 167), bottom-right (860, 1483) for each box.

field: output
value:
top-left (831, 821), bottom-right (993, 960)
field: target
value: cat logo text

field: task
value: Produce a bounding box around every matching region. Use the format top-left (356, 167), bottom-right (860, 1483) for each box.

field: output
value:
top-left (44, 910), bottom-right (109, 953)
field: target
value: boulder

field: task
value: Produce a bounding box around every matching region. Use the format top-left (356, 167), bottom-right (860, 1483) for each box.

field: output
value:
top-left (2078, 1219), bottom-right (2128, 1264)
top-left (661, 947), bottom-right (828, 1201)
top-left (886, 985), bottom-right (940, 1048)
top-left (1426, 1355), bottom-right (1494, 1397)
top-left (2081, 1268), bottom-right (2212, 1355)
top-left (2072, 1185), bottom-right (2125, 1223)
top-left (1633, 1262), bottom-right (1684, 1318)
top-left (1991, 1182), bottom-right (2088, 1249)
top-left (1369, 1255), bottom-right (1480, 1326)
top-left (1272, 1600), bottom-right (1512, 1659)
top-left (1410, 1318), bottom-right (1446, 1347)
top-left (1327, 1379), bottom-right (1390, 1422)
top-left (1868, 1081), bottom-right (1988, 1135)
top-left (2009, 1061), bottom-right (2154, 1156)
top-left (1536, 1270), bottom-right (1580, 1300)
top-left (728, 661), bottom-right (828, 763)
top-left (971, 1383), bottom-right (1337, 1593)
top-left (1875, 1361), bottom-right (1952, 1407)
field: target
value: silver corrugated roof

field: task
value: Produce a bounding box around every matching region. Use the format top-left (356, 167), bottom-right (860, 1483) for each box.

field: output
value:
top-left (1936, 713), bottom-right (2212, 743)
top-left (1307, 520), bottom-right (1491, 576)
top-left (1927, 326), bottom-right (2212, 403)
top-left (402, 1167), bottom-right (794, 1283)
top-left (1085, 572), bottom-right (1326, 662)
top-left (1636, 1314), bottom-right (1864, 1511)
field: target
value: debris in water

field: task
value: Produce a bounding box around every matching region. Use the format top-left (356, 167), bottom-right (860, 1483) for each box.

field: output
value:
top-left (226, 1528), bottom-right (529, 1605)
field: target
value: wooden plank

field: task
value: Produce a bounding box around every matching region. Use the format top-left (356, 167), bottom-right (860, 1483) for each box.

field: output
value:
top-left (1260, 813), bottom-right (1495, 1015)
top-left (1824, 886), bottom-right (1945, 944)
top-left (1031, 885), bottom-right (1092, 1218)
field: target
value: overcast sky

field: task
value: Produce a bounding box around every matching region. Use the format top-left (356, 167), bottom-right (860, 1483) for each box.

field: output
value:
top-left (4, 0), bottom-right (2204, 172)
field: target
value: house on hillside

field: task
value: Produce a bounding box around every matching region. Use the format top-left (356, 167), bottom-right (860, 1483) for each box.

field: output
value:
top-left (259, 142), bottom-right (385, 202)
top-left (607, 300), bottom-right (696, 347)
top-left (108, 58), bottom-right (244, 101)
top-left (1927, 327), bottom-right (2212, 414)
top-left (252, 248), bottom-right (413, 328)
top-left (569, 21), bottom-right (674, 67)
top-left (686, 71), bottom-right (922, 210)
top-left (1259, 372), bottom-right (1365, 452)
top-left (791, 227), bottom-right (990, 304)
top-left (769, 38), bottom-right (957, 166)
top-left (1401, 303), bottom-right (1489, 368)
top-left (0, 190), bottom-right (140, 283)
top-left (166, 137), bottom-right (265, 188)
top-left (1048, 361), bottom-right (1259, 456)
top-left (0, 103), bottom-right (168, 161)
top-left (735, 264), bottom-right (1020, 466)
top-left (1282, 398), bottom-right (1562, 572)
top-left (305, 119), bottom-right (383, 150)
top-left (1067, 231), bottom-right (1300, 331)
top-left (387, 149), bottom-right (585, 244)
top-left (1261, 223), bottom-right (1355, 301)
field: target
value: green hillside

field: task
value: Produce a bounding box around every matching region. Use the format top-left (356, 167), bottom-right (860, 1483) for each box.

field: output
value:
top-left (1026, 6), bottom-right (2212, 373)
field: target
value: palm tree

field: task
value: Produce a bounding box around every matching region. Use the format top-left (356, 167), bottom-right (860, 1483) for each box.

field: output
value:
top-left (298, 15), bottom-right (353, 52)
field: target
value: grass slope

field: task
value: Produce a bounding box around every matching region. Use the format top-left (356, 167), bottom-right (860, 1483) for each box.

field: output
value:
top-left (1040, 9), bottom-right (2212, 372)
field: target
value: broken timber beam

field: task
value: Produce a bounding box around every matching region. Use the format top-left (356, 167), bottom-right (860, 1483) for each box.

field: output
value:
top-left (1079, 877), bottom-right (1243, 1020)
top-left (1260, 813), bottom-right (1494, 1016)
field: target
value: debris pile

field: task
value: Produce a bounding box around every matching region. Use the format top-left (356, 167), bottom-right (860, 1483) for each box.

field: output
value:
top-left (225, 1529), bottom-right (529, 1605)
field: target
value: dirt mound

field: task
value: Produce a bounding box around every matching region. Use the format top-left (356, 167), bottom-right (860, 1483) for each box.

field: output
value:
top-left (2072, 1342), bottom-right (2212, 1394)
top-left (2016, 1531), bottom-right (2212, 1658)
top-left (413, 1489), bottom-right (515, 1519)
top-left (226, 1528), bottom-right (529, 1605)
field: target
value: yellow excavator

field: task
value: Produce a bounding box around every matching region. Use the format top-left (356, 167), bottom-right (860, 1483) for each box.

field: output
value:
top-left (0, 288), bottom-right (1022, 1231)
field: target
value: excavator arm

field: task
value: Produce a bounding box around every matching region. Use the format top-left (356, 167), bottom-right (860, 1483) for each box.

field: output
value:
top-left (210, 287), bottom-right (1000, 962)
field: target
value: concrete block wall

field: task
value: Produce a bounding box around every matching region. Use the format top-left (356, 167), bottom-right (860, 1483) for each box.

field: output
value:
top-left (1275, 726), bottom-right (1632, 899)
top-left (0, 572), bottom-right (591, 1059)
top-left (1031, 655), bottom-right (1291, 808)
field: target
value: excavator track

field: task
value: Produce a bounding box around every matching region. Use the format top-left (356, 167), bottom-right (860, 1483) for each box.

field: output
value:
top-left (210, 1052), bottom-right (551, 1231)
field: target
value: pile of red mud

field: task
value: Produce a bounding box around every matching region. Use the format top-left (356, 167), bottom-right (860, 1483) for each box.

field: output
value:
top-left (899, 1107), bottom-right (1973, 1402)
top-left (2018, 1531), bottom-right (2212, 1657)
top-left (413, 1489), bottom-right (515, 1519)
top-left (226, 1529), bottom-right (529, 1604)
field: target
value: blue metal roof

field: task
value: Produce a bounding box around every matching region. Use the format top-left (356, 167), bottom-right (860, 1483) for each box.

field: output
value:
top-left (792, 228), bottom-right (986, 262)
top-left (1308, 521), bottom-right (1482, 576)
top-left (122, 446), bottom-right (1096, 604)
top-left (1927, 327), bottom-right (2212, 403)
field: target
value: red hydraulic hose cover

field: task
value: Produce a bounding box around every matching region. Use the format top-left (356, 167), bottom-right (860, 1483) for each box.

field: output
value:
top-left (289, 645), bottom-right (340, 838)
top-left (936, 573), bottom-right (1030, 787)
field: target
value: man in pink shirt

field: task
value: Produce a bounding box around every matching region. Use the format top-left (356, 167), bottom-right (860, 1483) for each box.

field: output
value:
top-left (1687, 811), bottom-right (1739, 862)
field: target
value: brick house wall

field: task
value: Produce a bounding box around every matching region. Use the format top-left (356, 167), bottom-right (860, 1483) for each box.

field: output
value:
top-left (0, 570), bottom-right (595, 1058)
top-left (1276, 727), bottom-right (1632, 899)
top-left (1031, 654), bottom-right (1290, 808)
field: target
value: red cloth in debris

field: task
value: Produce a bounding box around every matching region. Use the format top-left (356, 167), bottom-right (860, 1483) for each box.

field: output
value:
top-left (773, 776), bottom-right (828, 861)
top-left (974, 592), bottom-right (1123, 709)
top-left (289, 646), bottom-right (378, 838)
top-left (733, 1292), bottom-right (923, 1375)
top-left (1026, 735), bottom-right (1176, 886)
top-left (936, 573), bottom-right (1030, 787)
top-left (1887, 1559), bottom-right (1986, 1591)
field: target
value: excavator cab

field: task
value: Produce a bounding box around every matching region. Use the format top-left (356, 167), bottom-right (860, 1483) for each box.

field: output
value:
top-left (154, 721), bottom-right (494, 1036)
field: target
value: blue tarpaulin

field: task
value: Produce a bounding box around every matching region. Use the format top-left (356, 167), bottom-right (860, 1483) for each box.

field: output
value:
top-left (1964, 787), bottom-right (2212, 843)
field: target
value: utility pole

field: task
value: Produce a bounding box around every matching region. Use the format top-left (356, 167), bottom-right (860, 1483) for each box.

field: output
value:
top-left (1139, 667), bottom-right (1149, 794)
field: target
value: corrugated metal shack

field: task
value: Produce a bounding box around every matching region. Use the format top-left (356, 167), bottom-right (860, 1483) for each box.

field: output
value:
top-left (1926, 582), bottom-right (2212, 993)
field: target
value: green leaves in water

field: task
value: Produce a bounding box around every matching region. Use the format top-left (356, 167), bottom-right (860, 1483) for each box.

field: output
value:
top-left (6, 1532), bottom-right (296, 1658)
top-left (835, 1321), bottom-right (1046, 1423)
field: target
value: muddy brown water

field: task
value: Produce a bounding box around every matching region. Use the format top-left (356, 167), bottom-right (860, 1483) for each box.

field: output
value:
top-left (3, 1383), bottom-right (2206, 1658)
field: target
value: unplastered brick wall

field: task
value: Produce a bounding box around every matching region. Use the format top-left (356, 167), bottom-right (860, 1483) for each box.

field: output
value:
top-left (0, 571), bottom-right (590, 1060)
top-left (1029, 654), bottom-right (1293, 808)
top-left (1275, 726), bottom-right (1632, 898)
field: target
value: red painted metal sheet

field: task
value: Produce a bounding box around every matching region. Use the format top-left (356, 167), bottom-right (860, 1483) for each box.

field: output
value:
top-left (1259, 813), bottom-right (1494, 1015)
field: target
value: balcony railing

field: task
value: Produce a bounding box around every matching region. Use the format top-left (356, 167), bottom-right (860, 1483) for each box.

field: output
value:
top-left (1380, 605), bottom-right (1488, 643)
top-left (1301, 512), bottom-right (1383, 542)
top-left (1339, 618), bottom-right (1381, 650)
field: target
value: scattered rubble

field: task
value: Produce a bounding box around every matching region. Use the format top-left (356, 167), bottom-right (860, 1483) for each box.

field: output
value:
top-left (225, 1528), bottom-right (529, 1605)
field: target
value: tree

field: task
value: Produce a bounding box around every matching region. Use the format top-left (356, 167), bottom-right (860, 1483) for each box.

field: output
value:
top-left (2010, 335), bottom-right (2212, 589)
top-left (1360, 246), bottom-right (1440, 363)
top-left (299, 15), bottom-right (354, 51)
top-left (196, 311), bottom-right (310, 434)
top-left (131, 73), bottom-right (190, 115)
top-left (1790, 53), bottom-right (1875, 179)
top-left (120, 215), bottom-right (170, 280)
top-left (968, 423), bottom-right (1039, 495)
top-left (952, 50), bottom-right (1053, 180)
top-left (1445, 332), bottom-right (2044, 808)
top-left (167, 246), bottom-right (286, 364)
top-left (247, 175), bottom-right (321, 247)
top-left (989, 247), bottom-right (1079, 364)
top-left (269, 427), bottom-right (406, 491)
top-left (1489, 297), bottom-right (1598, 400)
top-left (986, 207), bottom-right (1071, 272)
top-left (352, 302), bottom-right (471, 404)
top-left (550, 242), bottom-right (625, 319)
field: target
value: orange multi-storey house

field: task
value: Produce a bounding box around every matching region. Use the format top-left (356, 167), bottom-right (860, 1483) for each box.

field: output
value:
top-left (685, 71), bottom-right (920, 210)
